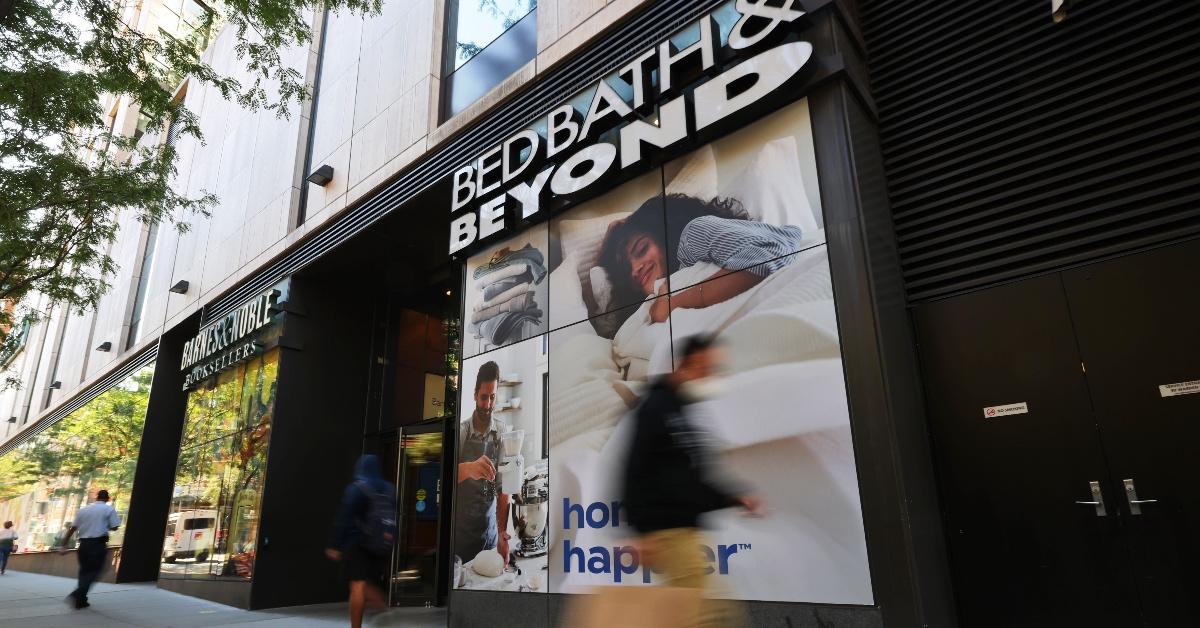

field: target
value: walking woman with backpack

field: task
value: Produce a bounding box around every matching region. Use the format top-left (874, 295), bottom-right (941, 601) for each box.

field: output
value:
top-left (327, 454), bottom-right (398, 628)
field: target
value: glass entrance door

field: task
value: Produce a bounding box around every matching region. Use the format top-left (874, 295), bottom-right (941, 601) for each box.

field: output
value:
top-left (388, 421), bottom-right (444, 606)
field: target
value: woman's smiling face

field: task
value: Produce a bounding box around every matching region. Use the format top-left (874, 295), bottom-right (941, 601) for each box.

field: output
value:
top-left (624, 233), bottom-right (667, 295)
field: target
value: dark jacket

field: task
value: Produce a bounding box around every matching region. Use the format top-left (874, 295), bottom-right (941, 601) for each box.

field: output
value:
top-left (329, 455), bottom-right (394, 551)
top-left (622, 378), bottom-right (742, 533)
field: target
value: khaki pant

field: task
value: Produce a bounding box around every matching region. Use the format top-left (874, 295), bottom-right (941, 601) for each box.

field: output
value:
top-left (641, 528), bottom-right (744, 628)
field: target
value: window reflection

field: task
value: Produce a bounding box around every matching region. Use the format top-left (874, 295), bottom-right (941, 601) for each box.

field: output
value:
top-left (450, 0), bottom-right (536, 69)
top-left (160, 349), bottom-right (278, 581)
top-left (0, 364), bottom-right (154, 555)
top-left (443, 1), bottom-right (538, 118)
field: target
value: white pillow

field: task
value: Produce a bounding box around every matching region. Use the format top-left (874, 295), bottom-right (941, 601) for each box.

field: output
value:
top-left (722, 136), bottom-right (819, 234)
top-left (555, 212), bottom-right (631, 297)
top-left (588, 266), bottom-right (614, 312)
top-left (549, 253), bottom-right (591, 331)
top-left (666, 145), bottom-right (718, 199)
top-left (667, 138), bottom-right (819, 237)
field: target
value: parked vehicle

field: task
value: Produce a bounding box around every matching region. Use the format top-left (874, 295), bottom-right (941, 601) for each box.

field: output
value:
top-left (162, 510), bottom-right (217, 563)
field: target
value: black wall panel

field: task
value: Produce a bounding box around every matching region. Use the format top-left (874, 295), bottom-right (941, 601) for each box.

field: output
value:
top-left (861, 0), bottom-right (1200, 301)
top-left (119, 316), bottom-right (197, 582)
top-left (250, 277), bottom-right (373, 609)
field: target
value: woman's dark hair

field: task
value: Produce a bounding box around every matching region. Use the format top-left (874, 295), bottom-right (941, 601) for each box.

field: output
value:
top-left (598, 193), bottom-right (747, 303)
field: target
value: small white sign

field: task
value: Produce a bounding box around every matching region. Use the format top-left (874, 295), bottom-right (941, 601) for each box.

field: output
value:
top-left (983, 402), bottom-right (1028, 418)
top-left (1159, 380), bottom-right (1200, 398)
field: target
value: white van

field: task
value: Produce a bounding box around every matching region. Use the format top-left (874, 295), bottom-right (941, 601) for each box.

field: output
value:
top-left (162, 510), bottom-right (217, 563)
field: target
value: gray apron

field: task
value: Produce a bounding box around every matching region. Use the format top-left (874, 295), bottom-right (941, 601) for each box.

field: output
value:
top-left (455, 429), bottom-right (500, 561)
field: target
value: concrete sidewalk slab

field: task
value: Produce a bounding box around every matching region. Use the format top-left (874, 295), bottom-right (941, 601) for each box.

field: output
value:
top-left (0, 570), bottom-right (447, 627)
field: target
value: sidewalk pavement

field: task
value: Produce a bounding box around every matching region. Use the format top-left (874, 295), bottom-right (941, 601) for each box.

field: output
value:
top-left (0, 570), bottom-right (447, 627)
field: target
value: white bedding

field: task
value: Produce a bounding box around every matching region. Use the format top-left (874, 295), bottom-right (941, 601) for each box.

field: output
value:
top-left (548, 233), bottom-right (873, 603)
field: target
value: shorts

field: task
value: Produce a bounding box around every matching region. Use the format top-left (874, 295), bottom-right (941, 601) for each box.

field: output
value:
top-left (345, 544), bottom-right (390, 584)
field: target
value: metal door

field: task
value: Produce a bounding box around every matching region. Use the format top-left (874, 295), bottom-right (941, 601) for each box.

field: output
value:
top-left (1062, 240), bottom-right (1200, 626)
top-left (916, 239), bottom-right (1200, 626)
top-left (914, 275), bottom-right (1138, 627)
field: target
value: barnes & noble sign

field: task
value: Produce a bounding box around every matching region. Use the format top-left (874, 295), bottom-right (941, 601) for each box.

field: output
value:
top-left (180, 287), bottom-right (280, 390)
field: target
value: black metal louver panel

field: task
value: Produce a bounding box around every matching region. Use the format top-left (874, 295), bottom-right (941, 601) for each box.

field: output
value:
top-left (861, 0), bottom-right (1200, 302)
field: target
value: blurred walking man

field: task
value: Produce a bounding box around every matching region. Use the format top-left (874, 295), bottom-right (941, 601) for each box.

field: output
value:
top-left (59, 489), bottom-right (120, 609)
top-left (622, 335), bottom-right (763, 628)
top-left (327, 455), bottom-right (397, 628)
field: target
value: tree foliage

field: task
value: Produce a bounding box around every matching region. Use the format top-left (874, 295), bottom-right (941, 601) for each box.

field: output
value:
top-left (22, 366), bottom-right (153, 503)
top-left (0, 453), bottom-right (37, 501)
top-left (0, 0), bottom-right (378, 337)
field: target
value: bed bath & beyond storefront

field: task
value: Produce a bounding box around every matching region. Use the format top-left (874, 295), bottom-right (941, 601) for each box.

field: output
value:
top-left (0, 1), bottom-right (950, 624)
top-left (288, 3), bottom-right (922, 619)
top-left (423, 2), bottom-right (945, 625)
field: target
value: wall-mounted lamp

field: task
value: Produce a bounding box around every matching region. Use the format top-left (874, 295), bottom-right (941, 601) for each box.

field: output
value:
top-left (7, 416), bottom-right (16, 423)
top-left (49, 380), bottom-right (62, 389)
top-left (170, 280), bottom-right (190, 294)
top-left (306, 164), bottom-right (334, 186)
top-left (267, 300), bottom-right (306, 317)
top-left (95, 341), bottom-right (112, 352)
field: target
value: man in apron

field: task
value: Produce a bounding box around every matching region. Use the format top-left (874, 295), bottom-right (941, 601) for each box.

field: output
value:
top-left (455, 360), bottom-right (511, 566)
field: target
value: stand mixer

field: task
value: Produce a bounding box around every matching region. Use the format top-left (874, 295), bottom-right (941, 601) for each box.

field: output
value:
top-left (512, 459), bottom-right (548, 557)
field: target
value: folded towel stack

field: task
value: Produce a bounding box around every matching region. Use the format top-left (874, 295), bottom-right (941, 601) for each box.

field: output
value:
top-left (470, 244), bottom-right (548, 346)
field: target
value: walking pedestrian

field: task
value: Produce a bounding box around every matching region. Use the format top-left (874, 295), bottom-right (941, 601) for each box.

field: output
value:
top-left (326, 454), bottom-right (398, 628)
top-left (58, 489), bottom-right (120, 609)
top-left (0, 521), bottom-right (17, 574)
top-left (621, 334), bottom-right (764, 628)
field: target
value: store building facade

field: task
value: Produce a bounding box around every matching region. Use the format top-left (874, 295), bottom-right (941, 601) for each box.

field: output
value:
top-left (1, 0), bottom-right (1197, 626)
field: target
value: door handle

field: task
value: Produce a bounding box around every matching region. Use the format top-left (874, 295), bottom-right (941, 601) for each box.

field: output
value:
top-left (1075, 480), bottom-right (1107, 516)
top-left (1123, 478), bottom-right (1157, 515)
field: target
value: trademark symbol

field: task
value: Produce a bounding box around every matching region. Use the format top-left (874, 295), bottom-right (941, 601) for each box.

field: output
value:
top-left (738, 543), bottom-right (752, 550)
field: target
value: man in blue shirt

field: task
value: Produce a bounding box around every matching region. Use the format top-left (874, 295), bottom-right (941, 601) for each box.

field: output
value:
top-left (59, 489), bottom-right (120, 609)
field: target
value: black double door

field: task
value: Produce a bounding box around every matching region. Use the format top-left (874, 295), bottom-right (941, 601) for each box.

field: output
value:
top-left (914, 240), bottom-right (1200, 627)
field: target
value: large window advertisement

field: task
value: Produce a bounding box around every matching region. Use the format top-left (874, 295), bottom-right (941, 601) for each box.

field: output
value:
top-left (159, 349), bottom-right (277, 581)
top-left (453, 99), bottom-right (873, 603)
top-left (0, 364), bottom-right (154, 554)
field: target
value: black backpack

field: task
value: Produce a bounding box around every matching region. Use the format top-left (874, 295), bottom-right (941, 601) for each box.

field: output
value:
top-left (356, 480), bottom-right (397, 555)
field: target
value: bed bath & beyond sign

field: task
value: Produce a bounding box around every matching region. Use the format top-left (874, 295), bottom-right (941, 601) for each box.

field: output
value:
top-left (448, 0), bottom-right (815, 254)
top-left (180, 288), bottom-right (279, 390)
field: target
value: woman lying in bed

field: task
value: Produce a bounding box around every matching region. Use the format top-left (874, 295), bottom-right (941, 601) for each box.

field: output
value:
top-left (598, 194), bottom-right (803, 323)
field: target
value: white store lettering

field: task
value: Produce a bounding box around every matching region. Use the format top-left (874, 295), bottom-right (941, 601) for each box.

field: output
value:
top-left (446, 0), bottom-right (809, 254)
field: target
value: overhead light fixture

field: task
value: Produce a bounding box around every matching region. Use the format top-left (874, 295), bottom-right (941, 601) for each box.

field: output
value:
top-left (95, 341), bottom-right (112, 352)
top-left (445, 289), bottom-right (451, 296)
top-left (49, 380), bottom-right (62, 389)
top-left (170, 280), bottom-right (190, 294)
top-left (306, 164), bottom-right (334, 186)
